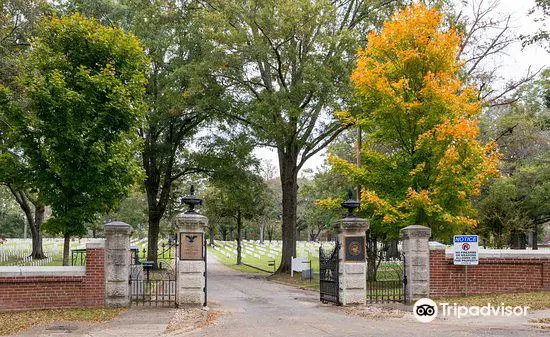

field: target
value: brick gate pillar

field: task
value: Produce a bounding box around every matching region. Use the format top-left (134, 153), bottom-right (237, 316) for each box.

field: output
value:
top-left (175, 211), bottom-right (207, 307)
top-left (333, 215), bottom-right (369, 306)
top-left (104, 221), bottom-right (133, 307)
top-left (400, 225), bottom-right (431, 303)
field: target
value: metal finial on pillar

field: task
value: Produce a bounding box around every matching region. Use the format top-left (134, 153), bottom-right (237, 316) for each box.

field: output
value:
top-left (341, 188), bottom-right (360, 218)
top-left (181, 185), bottom-right (202, 213)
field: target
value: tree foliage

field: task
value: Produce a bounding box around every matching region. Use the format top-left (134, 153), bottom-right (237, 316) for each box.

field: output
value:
top-left (0, 13), bottom-right (147, 263)
top-left (198, 0), bottom-right (400, 272)
top-left (331, 4), bottom-right (500, 241)
top-left (69, 0), bottom-right (233, 267)
top-left (204, 171), bottom-right (272, 264)
top-left (477, 70), bottom-right (550, 247)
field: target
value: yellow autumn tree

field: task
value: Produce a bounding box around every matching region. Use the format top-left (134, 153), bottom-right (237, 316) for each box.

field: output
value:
top-left (332, 3), bottom-right (500, 240)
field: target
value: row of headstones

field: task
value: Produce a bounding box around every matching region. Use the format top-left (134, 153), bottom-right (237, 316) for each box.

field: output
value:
top-left (213, 241), bottom-right (281, 259)
top-left (213, 240), bottom-right (330, 260)
top-left (0, 245), bottom-right (62, 262)
top-left (0, 238), bottom-right (100, 265)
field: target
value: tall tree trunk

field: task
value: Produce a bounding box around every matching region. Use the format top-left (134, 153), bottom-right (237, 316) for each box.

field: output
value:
top-left (277, 151), bottom-right (298, 273)
top-left (62, 232), bottom-right (70, 266)
top-left (221, 226), bottom-right (227, 241)
top-left (8, 186), bottom-right (46, 259)
top-left (147, 212), bottom-right (161, 267)
top-left (209, 226), bottom-right (215, 246)
top-left (236, 210), bottom-right (242, 265)
top-left (30, 205), bottom-right (45, 259)
top-left (267, 226), bottom-right (273, 242)
top-left (259, 220), bottom-right (265, 244)
top-left (366, 231), bottom-right (378, 282)
top-left (532, 223), bottom-right (538, 250)
top-left (142, 130), bottom-right (173, 269)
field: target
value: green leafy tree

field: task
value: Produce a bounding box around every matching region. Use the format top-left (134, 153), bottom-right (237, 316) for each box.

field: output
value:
top-left (0, 0), bottom-right (51, 85)
top-left (70, 0), bottom-right (231, 267)
top-left (204, 172), bottom-right (272, 265)
top-left (477, 70), bottom-right (550, 248)
top-left (1, 14), bottom-right (147, 265)
top-left (299, 166), bottom-right (347, 241)
top-left (476, 178), bottom-right (532, 248)
top-left (199, 0), bottom-right (400, 272)
top-left (0, 0), bottom-right (52, 258)
top-left (0, 185), bottom-right (26, 237)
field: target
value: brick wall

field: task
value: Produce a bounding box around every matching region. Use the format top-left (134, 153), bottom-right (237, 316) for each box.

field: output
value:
top-left (430, 247), bottom-right (550, 298)
top-left (0, 242), bottom-right (105, 311)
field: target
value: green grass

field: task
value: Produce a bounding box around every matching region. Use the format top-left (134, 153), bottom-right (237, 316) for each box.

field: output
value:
top-left (208, 247), bottom-right (268, 274)
top-left (212, 241), bottom-right (322, 273)
top-left (269, 272), bottom-right (319, 291)
top-left (437, 291), bottom-right (550, 310)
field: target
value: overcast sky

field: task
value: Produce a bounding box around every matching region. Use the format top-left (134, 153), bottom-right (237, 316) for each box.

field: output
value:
top-left (254, 0), bottom-right (549, 177)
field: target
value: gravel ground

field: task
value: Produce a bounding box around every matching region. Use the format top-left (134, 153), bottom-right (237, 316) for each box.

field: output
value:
top-left (165, 307), bottom-right (219, 335)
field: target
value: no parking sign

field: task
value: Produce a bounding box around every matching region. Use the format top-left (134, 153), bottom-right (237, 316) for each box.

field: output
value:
top-left (453, 235), bottom-right (479, 265)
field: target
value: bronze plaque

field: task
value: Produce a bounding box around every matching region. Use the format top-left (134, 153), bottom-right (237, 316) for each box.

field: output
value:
top-left (344, 236), bottom-right (365, 261)
top-left (179, 232), bottom-right (204, 260)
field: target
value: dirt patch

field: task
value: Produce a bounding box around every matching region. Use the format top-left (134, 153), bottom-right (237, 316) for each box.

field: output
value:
top-left (165, 307), bottom-right (220, 335)
top-left (340, 305), bottom-right (409, 319)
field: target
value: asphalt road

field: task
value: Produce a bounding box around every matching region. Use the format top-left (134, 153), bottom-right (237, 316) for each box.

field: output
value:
top-left (187, 255), bottom-right (550, 337)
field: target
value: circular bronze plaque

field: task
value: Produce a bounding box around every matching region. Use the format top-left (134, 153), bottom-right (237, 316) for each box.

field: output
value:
top-left (348, 241), bottom-right (361, 256)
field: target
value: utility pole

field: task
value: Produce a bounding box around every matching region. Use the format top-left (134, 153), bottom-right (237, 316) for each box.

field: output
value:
top-left (356, 126), bottom-right (362, 202)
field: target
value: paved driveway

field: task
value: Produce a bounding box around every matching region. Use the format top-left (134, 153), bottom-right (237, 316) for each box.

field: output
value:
top-left (186, 255), bottom-right (549, 337)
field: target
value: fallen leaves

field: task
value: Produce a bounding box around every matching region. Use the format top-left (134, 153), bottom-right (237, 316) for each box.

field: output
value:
top-left (0, 308), bottom-right (125, 336)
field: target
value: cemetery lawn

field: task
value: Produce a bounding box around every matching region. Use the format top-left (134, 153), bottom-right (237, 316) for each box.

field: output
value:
top-left (209, 240), bottom-right (322, 274)
top-left (437, 291), bottom-right (550, 310)
top-left (268, 272), bottom-right (320, 292)
top-left (208, 247), bottom-right (269, 274)
top-left (0, 308), bottom-right (126, 336)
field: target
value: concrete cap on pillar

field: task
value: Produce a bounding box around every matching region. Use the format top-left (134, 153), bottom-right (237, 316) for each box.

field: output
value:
top-left (104, 221), bottom-right (133, 235)
top-left (176, 212), bottom-right (208, 231)
top-left (400, 225), bottom-right (431, 239)
top-left (333, 217), bottom-right (369, 233)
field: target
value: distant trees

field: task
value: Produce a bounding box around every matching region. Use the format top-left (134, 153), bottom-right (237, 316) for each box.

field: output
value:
top-left (477, 70), bottom-right (550, 248)
top-left (299, 167), bottom-right (348, 241)
top-left (204, 172), bottom-right (272, 265)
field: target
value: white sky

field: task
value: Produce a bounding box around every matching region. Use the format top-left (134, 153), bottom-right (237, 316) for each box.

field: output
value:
top-left (255, 0), bottom-right (549, 177)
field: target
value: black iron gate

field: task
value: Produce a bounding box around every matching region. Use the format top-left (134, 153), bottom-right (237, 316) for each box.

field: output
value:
top-left (129, 241), bottom-right (178, 307)
top-left (319, 242), bottom-right (340, 305)
top-left (366, 250), bottom-right (406, 303)
top-left (129, 266), bottom-right (177, 307)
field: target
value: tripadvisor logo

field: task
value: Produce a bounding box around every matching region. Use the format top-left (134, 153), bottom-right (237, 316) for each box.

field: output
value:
top-left (413, 298), bottom-right (438, 323)
top-left (413, 298), bottom-right (530, 323)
